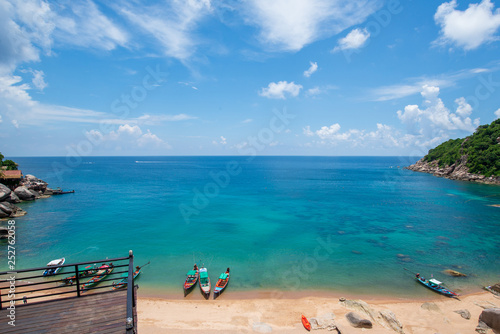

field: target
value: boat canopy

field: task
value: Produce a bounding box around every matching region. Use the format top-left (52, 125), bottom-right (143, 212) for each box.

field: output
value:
top-left (429, 279), bottom-right (442, 285)
top-left (219, 273), bottom-right (228, 280)
top-left (47, 258), bottom-right (63, 266)
top-left (187, 270), bottom-right (197, 276)
top-left (200, 272), bottom-right (208, 279)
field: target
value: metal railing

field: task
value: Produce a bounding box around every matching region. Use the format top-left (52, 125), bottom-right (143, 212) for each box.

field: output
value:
top-left (0, 251), bottom-right (136, 333)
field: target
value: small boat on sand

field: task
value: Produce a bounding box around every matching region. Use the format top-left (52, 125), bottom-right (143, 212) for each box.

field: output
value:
top-left (214, 268), bottom-right (230, 299)
top-left (302, 315), bottom-right (311, 331)
top-left (415, 273), bottom-right (459, 298)
top-left (184, 264), bottom-right (199, 296)
top-left (199, 266), bottom-right (210, 299)
top-left (81, 263), bottom-right (114, 291)
top-left (43, 258), bottom-right (65, 276)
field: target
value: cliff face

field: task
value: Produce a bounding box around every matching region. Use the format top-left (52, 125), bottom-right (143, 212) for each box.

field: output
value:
top-left (406, 156), bottom-right (500, 185)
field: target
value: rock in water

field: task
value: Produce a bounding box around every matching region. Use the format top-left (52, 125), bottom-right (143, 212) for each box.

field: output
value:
top-left (345, 312), bottom-right (372, 328)
top-left (14, 186), bottom-right (35, 201)
top-left (252, 322), bottom-right (272, 333)
top-left (443, 269), bottom-right (467, 277)
top-left (454, 309), bottom-right (471, 320)
top-left (0, 184), bottom-right (11, 201)
top-left (0, 202), bottom-right (13, 215)
top-left (479, 308), bottom-right (500, 332)
top-left (379, 310), bottom-right (404, 333)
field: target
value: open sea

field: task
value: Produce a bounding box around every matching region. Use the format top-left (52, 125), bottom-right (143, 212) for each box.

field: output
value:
top-left (2, 156), bottom-right (499, 298)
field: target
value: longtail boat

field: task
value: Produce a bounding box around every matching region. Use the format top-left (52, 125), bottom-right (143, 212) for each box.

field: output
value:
top-left (199, 267), bottom-right (210, 299)
top-left (184, 265), bottom-right (199, 296)
top-left (213, 268), bottom-right (230, 299)
top-left (415, 274), bottom-right (459, 298)
top-left (61, 264), bottom-right (97, 285)
top-left (81, 264), bottom-right (114, 292)
top-left (43, 258), bottom-right (65, 276)
top-left (111, 268), bottom-right (141, 291)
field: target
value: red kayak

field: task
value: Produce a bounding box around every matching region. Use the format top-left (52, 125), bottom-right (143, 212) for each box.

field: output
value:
top-left (301, 315), bottom-right (311, 331)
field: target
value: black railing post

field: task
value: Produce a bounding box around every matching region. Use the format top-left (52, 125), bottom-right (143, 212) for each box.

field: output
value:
top-left (75, 265), bottom-right (80, 297)
top-left (126, 250), bottom-right (134, 333)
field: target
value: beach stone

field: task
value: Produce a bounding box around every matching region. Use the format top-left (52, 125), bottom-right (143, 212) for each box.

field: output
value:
top-left (443, 269), bottom-right (467, 277)
top-left (454, 309), bottom-right (471, 320)
top-left (252, 322), bottom-right (272, 333)
top-left (309, 313), bottom-right (336, 330)
top-left (379, 310), bottom-right (404, 333)
top-left (14, 186), bottom-right (35, 201)
top-left (346, 312), bottom-right (372, 328)
top-left (490, 284), bottom-right (500, 294)
top-left (0, 183), bottom-right (11, 201)
top-left (341, 299), bottom-right (377, 320)
top-left (479, 308), bottom-right (500, 332)
top-left (421, 302), bottom-right (441, 313)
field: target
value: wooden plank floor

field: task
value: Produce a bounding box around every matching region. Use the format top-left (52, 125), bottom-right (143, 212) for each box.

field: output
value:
top-left (0, 290), bottom-right (128, 333)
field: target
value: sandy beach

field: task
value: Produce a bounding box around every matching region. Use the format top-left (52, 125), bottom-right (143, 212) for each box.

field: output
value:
top-left (137, 290), bottom-right (499, 333)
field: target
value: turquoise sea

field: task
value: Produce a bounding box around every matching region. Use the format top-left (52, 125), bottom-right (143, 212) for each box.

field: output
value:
top-left (2, 156), bottom-right (499, 298)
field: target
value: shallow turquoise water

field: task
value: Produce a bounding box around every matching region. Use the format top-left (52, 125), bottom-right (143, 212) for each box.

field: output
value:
top-left (2, 156), bottom-right (499, 297)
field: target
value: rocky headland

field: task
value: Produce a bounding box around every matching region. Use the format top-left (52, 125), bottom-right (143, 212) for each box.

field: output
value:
top-left (0, 174), bottom-right (65, 220)
top-left (406, 156), bottom-right (500, 185)
top-left (406, 119), bottom-right (500, 185)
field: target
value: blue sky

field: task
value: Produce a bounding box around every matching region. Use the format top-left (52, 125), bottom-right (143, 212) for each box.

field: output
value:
top-left (1, 0), bottom-right (500, 157)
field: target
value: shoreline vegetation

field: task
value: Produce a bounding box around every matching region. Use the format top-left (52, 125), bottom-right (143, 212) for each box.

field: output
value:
top-left (406, 119), bottom-right (500, 185)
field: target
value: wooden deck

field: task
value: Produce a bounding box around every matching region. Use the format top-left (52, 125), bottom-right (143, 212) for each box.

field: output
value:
top-left (0, 289), bottom-right (134, 333)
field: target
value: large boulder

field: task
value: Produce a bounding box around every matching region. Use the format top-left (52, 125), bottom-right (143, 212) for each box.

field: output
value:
top-left (346, 312), bottom-right (373, 328)
top-left (6, 191), bottom-right (20, 204)
top-left (309, 313), bottom-right (337, 330)
top-left (379, 310), bottom-right (404, 333)
top-left (0, 202), bottom-right (13, 215)
top-left (479, 308), bottom-right (500, 332)
top-left (340, 299), bottom-right (378, 320)
top-left (0, 209), bottom-right (9, 219)
top-left (14, 186), bottom-right (35, 201)
top-left (0, 183), bottom-right (11, 201)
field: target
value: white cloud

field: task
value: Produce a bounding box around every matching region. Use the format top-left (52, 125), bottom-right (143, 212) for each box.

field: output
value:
top-left (220, 136), bottom-right (227, 145)
top-left (118, 0), bottom-right (211, 60)
top-left (303, 61), bottom-right (318, 77)
top-left (0, 115), bottom-right (2, 123)
top-left (306, 87), bottom-right (322, 96)
top-left (31, 69), bottom-right (47, 90)
top-left (136, 114), bottom-right (198, 124)
top-left (369, 65), bottom-right (499, 101)
top-left (54, 0), bottom-right (128, 51)
top-left (305, 85), bottom-right (481, 151)
top-left (259, 81), bottom-right (302, 99)
top-left (333, 28), bottom-right (370, 52)
top-left (434, 0), bottom-right (500, 50)
top-left (86, 124), bottom-right (170, 150)
top-left (11, 119), bottom-right (19, 128)
top-left (397, 85), bottom-right (479, 133)
top-left (244, 0), bottom-right (381, 51)
top-left (495, 108), bottom-right (500, 119)
top-left (242, 118), bottom-right (253, 123)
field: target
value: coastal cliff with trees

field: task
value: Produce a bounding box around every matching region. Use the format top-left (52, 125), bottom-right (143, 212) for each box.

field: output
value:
top-left (406, 119), bottom-right (500, 185)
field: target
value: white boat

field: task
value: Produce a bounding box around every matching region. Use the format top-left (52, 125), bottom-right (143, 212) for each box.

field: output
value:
top-left (198, 267), bottom-right (210, 298)
top-left (43, 257), bottom-right (65, 276)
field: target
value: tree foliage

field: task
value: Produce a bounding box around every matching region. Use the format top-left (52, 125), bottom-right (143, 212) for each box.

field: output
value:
top-left (0, 152), bottom-right (18, 171)
top-left (423, 119), bottom-right (500, 177)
